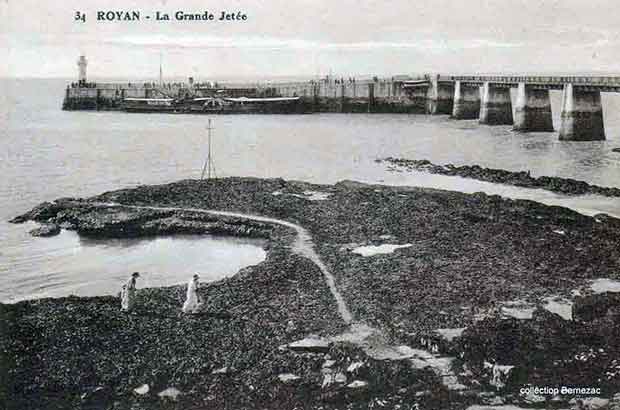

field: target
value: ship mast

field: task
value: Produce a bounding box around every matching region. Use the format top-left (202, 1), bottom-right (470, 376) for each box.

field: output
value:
top-left (159, 52), bottom-right (163, 86)
top-left (201, 119), bottom-right (217, 180)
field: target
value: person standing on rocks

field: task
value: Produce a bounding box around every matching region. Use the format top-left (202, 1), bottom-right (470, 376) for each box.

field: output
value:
top-left (120, 272), bottom-right (140, 312)
top-left (182, 274), bottom-right (201, 314)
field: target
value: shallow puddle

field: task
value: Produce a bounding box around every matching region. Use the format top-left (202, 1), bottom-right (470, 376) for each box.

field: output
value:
top-left (351, 243), bottom-right (413, 257)
top-left (590, 278), bottom-right (620, 293)
top-left (543, 296), bottom-right (573, 320)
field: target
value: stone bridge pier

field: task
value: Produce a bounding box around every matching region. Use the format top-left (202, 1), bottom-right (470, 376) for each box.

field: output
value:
top-left (452, 81), bottom-right (481, 119)
top-left (479, 82), bottom-right (513, 125)
top-left (427, 79), bottom-right (454, 115)
top-left (403, 74), bottom-right (615, 140)
top-left (513, 83), bottom-right (554, 132)
top-left (559, 84), bottom-right (605, 140)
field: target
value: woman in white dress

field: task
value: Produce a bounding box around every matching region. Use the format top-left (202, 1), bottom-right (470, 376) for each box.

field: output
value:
top-left (120, 272), bottom-right (140, 312)
top-left (182, 274), bottom-right (201, 314)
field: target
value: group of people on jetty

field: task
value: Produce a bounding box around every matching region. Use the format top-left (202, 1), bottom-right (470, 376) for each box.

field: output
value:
top-left (119, 272), bottom-right (201, 314)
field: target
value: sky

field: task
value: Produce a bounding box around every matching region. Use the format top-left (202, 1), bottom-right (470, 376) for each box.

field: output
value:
top-left (1, 0), bottom-right (620, 80)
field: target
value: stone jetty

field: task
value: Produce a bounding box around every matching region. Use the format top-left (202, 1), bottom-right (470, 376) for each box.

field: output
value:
top-left (64, 72), bottom-right (620, 140)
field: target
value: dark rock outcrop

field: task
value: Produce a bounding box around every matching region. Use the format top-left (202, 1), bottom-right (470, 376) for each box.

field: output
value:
top-left (573, 292), bottom-right (620, 322)
top-left (379, 157), bottom-right (620, 197)
top-left (28, 223), bottom-right (60, 237)
top-left (11, 199), bottom-right (274, 239)
top-left (5, 177), bottom-right (620, 409)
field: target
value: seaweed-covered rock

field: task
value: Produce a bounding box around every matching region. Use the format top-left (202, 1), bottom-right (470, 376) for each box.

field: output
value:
top-left (573, 293), bottom-right (620, 322)
top-left (5, 176), bottom-right (620, 409)
top-left (458, 309), bottom-right (575, 385)
top-left (80, 385), bottom-right (114, 406)
top-left (10, 202), bottom-right (63, 223)
top-left (379, 157), bottom-right (620, 197)
top-left (28, 223), bottom-right (61, 237)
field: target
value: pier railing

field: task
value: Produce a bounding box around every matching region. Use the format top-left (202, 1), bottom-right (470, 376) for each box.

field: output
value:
top-left (440, 75), bottom-right (620, 91)
top-left (447, 75), bottom-right (620, 84)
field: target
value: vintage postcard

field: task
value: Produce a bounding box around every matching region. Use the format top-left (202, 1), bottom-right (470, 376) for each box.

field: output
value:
top-left (1, 1), bottom-right (620, 409)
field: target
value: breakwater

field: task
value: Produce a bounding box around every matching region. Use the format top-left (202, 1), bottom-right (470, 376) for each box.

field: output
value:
top-left (62, 74), bottom-right (620, 139)
top-left (61, 76), bottom-right (426, 114)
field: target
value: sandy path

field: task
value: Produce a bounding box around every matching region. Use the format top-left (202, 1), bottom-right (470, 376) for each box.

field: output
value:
top-left (95, 202), bottom-right (459, 385)
top-left (95, 202), bottom-right (353, 324)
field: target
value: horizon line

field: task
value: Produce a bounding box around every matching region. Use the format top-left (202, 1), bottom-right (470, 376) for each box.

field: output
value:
top-left (3, 70), bottom-right (620, 81)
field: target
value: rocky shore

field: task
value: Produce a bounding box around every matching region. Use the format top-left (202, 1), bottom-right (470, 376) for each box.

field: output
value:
top-left (4, 177), bottom-right (620, 409)
top-left (378, 157), bottom-right (620, 197)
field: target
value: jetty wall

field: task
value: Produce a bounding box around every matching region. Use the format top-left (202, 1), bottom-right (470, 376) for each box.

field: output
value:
top-left (62, 77), bottom-right (425, 113)
top-left (62, 74), bottom-right (620, 140)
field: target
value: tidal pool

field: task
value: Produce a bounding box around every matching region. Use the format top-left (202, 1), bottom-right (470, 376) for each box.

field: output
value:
top-left (0, 223), bottom-right (266, 303)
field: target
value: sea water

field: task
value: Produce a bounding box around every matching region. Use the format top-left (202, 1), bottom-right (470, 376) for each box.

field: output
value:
top-left (1, 78), bottom-right (619, 301)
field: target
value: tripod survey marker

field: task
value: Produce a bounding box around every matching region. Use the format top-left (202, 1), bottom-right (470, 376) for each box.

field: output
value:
top-left (201, 119), bottom-right (217, 180)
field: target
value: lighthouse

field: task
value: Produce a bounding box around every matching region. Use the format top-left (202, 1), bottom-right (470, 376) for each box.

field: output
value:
top-left (77, 55), bottom-right (87, 84)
